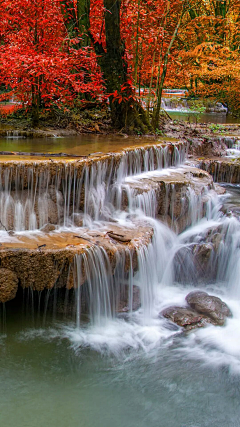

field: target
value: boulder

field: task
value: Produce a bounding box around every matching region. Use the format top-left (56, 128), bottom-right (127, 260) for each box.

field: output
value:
top-left (0, 268), bottom-right (18, 303)
top-left (186, 291), bottom-right (232, 326)
top-left (160, 305), bottom-right (214, 330)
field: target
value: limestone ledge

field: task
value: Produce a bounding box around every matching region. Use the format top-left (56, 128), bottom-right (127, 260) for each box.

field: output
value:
top-left (0, 220), bottom-right (154, 303)
top-left (121, 166), bottom-right (221, 234)
top-left (0, 141), bottom-right (185, 189)
top-left (195, 157), bottom-right (240, 184)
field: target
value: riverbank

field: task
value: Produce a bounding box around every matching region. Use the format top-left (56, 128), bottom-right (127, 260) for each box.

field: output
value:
top-left (1, 107), bottom-right (239, 141)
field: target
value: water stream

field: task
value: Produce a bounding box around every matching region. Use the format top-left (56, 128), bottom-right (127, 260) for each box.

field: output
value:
top-left (0, 135), bottom-right (240, 426)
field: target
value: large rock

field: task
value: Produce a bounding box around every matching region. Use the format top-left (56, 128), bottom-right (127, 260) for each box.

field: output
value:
top-left (186, 291), bottom-right (232, 326)
top-left (160, 305), bottom-right (215, 330)
top-left (0, 268), bottom-right (18, 303)
top-left (173, 224), bottom-right (225, 284)
top-left (40, 223), bottom-right (57, 233)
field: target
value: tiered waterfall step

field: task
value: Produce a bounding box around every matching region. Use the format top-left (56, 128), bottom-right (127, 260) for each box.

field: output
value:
top-left (120, 166), bottom-right (223, 233)
top-left (0, 220), bottom-right (154, 303)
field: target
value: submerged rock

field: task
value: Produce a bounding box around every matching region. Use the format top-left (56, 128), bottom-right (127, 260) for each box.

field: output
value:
top-left (0, 268), bottom-right (18, 303)
top-left (186, 291), bottom-right (232, 326)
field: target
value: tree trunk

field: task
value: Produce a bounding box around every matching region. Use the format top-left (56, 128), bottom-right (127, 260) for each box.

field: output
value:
top-left (61, 0), bottom-right (90, 47)
top-left (77, 0), bottom-right (90, 47)
top-left (152, 9), bottom-right (185, 130)
top-left (31, 81), bottom-right (39, 127)
top-left (97, 0), bottom-right (151, 132)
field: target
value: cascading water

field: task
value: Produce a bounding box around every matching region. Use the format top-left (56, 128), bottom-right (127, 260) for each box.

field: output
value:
top-left (1, 137), bottom-right (240, 427)
top-left (0, 144), bottom-right (185, 231)
top-left (57, 154), bottom-right (240, 374)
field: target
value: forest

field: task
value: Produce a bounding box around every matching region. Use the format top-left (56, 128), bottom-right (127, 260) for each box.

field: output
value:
top-left (0, 0), bottom-right (239, 131)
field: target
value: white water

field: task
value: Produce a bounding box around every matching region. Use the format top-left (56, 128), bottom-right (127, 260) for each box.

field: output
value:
top-left (226, 138), bottom-right (240, 158)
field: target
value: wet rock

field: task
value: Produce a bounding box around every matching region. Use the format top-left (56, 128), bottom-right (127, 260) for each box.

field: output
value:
top-left (71, 213), bottom-right (84, 227)
top-left (197, 159), bottom-right (240, 184)
top-left (186, 291), bottom-right (232, 326)
top-left (40, 223), bottom-right (56, 233)
top-left (45, 197), bottom-right (59, 224)
top-left (161, 306), bottom-right (208, 329)
top-left (107, 231), bottom-right (132, 243)
top-left (117, 285), bottom-right (141, 312)
top-left (48, 185), bottom-right (64, 206)
top-left (173, 223), bottom-right (226, 284)
top-left (122, 166), bottom-right (215, 234)
top-left (0, 268), bottom-right (18, 303)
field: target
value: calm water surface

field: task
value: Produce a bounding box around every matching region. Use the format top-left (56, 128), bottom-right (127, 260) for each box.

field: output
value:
top-left (0, 134), bottom-right (176, 157)
top-left (169, 111), bottom-right (240, 124)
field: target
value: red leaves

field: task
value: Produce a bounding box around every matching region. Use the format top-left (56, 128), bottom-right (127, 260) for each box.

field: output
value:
top-left (0, 0), bottom-right (104, 112)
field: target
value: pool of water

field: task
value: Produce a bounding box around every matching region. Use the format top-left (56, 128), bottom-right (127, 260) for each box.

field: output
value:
top-left (1, 280), bottom-right (240, 427)
top-left (169, 111), bottom-right (240, 125)
top-left (0, 134), bottom-right (176, 157)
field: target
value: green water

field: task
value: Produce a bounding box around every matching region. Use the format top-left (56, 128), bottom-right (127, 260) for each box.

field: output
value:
top-left (169, 111), bottom-right (240, 124)
top-left (0, 134), bottom-right (175, 157)
top-left (0, 304), bottom-right (240, 427)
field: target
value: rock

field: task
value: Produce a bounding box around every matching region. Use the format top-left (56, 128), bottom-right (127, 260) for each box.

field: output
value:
top-left (71, 213), bottom-right (84, 227)
top-left (214, 102), bottom-right (228, 113)
top-left (173, 224), bottom-right (226, 283)
top-left (186, 291), bottom-right (232, 326)
top-left (196, 159), bottom-right (240, 184)
top-left (107, 231), bottom-right (132, 243)
top-left (160, 306), bottom-right (210, 329)
top-left (117, 285), bottom-right (141, 312)
top-left (0, 268), bottom-right (18, 303)
top-left (40, 223), bottom-right (56, 233)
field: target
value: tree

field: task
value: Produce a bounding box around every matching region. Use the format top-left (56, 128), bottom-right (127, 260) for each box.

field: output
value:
top-left (61, 0), bottom-right (151, 132)
top-left (167, 0), bottom-right (240, 114)
top-left (0, 0), bottom-right (103, 125)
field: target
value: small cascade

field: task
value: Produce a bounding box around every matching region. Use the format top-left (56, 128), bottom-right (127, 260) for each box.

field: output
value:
top-left (0, 143), bottom-right (185, 231)
top-left (114, 165), bottom-right (218, 232)
top-left (226, 138), bottom-right (240, 158)
top-left (161, 97), bottom-right (190, 113)
top-left (75, 246), bottom-right (114, 326)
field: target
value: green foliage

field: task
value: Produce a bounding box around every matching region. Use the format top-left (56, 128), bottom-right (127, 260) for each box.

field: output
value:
top-left (155, 128), bottom-right (164, 136)
top-left (209, 123), bottom-right (225, 133)
top-left (187, 103), bottom-right (206, 125)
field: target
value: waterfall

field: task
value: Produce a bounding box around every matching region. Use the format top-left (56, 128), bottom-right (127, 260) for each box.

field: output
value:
top-left (161, 97), bottom-right (190, 112)
top-left (2, 137), bottom-right (240, 366)
top-left (0, 144), bottom-right (185, 231)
